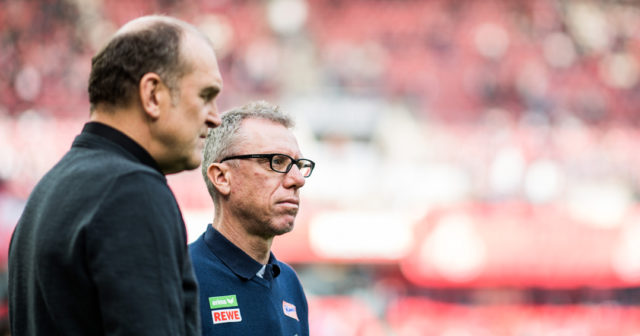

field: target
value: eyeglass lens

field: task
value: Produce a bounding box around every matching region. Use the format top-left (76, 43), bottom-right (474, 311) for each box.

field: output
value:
top-left (271, 154), bottom-right (313, 177)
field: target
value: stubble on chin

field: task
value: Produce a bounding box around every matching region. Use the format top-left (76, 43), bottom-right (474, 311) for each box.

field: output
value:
top-left (268, 213), bottom-right (297, 237)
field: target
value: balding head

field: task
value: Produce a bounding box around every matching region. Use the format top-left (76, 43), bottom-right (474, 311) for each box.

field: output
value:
top-left (88, 15), bottom-right (214, 112)
top-left (115, 15), bottom-right (210, 43)
top-left (116, 15), bottom-right (183, 33)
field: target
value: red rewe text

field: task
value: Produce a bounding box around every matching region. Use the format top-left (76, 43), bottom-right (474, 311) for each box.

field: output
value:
top-left (212, 308), bottom-right (242, 324)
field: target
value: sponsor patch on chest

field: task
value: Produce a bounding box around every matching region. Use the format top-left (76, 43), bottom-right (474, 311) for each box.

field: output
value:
top-left (209, 295), bottom-right (238, 309)
top-left (282, 300), bottom-right (299, 321)
top-left (212, 308), bottom-right (242, 324)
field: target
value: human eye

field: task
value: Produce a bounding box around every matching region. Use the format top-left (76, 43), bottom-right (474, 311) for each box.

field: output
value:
top-left (297, 160), bottom-right (313, 171)
top-left (271, 154), bottom-right (290, 170)
top-left (200, 87), bottom-right (219, 103)
top-left (297, 160), bottom-right (314, 177)
top-left (271, 155), bottom-right (286, 165)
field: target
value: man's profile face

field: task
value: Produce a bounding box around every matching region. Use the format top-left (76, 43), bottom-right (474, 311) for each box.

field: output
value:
top-left (157, 33), bottom-right (223, 174)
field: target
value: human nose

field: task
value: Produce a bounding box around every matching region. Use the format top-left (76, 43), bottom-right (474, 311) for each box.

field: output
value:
top-left (283, 164), bottom-right (306, 189)
top-left (205, 103), bottom-right (222, 128)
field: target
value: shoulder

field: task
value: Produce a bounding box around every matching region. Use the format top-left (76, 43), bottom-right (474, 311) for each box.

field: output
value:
top-left (189, 237), bottom-right (240, 295)
top-left (276, 260), bottom-right (298, 274)
top-left (275, 260), bottom-right (303, 285)
top-left (68, 135), bottom-right (169, 197)
top-left (189, 235), bottom-right (208, 261)
top-left (189, 235), bottom-right (228, 275)
top-left (26, 143), bottom-right (171, 221)
top-left (274, 260), bottom-right (309, 314)
top-left (69, 131), bottom-right (164, 180)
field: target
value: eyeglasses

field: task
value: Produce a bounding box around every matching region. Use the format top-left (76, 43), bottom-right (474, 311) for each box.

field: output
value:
top-left (219, 153), bottom-right (315, 178)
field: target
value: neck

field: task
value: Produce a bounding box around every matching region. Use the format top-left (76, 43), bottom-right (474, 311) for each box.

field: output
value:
top-left (213, 214), bottom-right (273, 264)
top-left (90, 107), bottom-right (153, 152)
top-left (90, 106), bottom-right (175, 174)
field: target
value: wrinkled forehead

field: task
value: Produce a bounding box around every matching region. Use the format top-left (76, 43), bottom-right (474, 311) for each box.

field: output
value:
top-left (235, 118), bottom-right (301, 155)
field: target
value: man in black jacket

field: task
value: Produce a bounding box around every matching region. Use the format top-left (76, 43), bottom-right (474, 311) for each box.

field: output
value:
top-left (8, 15), bottom-right (223, 335)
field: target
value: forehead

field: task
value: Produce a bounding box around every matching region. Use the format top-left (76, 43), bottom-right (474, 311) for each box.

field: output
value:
top-left (236, 118), bottom-right (300, 155)
top-left (180, 32), bottom-right (223, 87)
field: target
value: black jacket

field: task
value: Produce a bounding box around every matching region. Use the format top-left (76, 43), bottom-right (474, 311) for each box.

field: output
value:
top-left (9, 122), bottom-right (200, 335)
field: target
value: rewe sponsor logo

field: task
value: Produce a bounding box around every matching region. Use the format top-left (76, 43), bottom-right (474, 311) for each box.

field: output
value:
top-left (209, 295), bottom-right (238, 309)
top-left (212, 308), bottom-right (242, 324)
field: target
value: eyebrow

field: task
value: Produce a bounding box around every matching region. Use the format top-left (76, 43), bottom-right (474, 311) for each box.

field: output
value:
top-left (200, 86), bottom-right (220, 99)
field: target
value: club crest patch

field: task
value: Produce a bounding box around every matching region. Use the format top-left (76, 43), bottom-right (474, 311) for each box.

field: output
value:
top-left (282, 300), bottom-right (298, 321)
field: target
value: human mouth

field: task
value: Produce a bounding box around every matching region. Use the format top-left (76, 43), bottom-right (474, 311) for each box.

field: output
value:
top-left (278, 198), bottom-right (299, 208)
top-left (197, 133), bottom-right (207, 144)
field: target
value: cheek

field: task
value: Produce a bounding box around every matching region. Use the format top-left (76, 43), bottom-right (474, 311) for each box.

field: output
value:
top-left (254, 180), bottom-right (281, 208)
top-left (178, 98), bottom-right (202, 121)
top-left (235, 172), bottom-right (282, 205)
top-left (188, 103), bottom-right (204, 124)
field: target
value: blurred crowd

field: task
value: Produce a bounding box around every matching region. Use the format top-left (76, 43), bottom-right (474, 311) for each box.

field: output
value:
top-left (2, 0), bottom-right (640, 204)
top-left (3, 0), bottom-right (640, 334)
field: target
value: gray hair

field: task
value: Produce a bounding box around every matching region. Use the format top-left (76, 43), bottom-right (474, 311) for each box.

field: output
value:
top-left (202, 100), bottom-right (295, 205)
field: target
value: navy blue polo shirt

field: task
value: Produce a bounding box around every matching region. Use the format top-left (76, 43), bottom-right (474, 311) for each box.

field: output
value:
top-left (189, 225), bottom-right (309, 336)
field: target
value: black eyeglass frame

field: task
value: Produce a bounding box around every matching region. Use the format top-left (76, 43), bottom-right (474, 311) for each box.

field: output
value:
top-left (219, 153), bottom-right (315, 177)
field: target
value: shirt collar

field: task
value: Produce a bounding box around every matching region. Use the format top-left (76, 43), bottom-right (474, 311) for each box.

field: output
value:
top-left (203, 225), bottom-right (280, 280)
top-left (82, 122), bottom-right (163, 174)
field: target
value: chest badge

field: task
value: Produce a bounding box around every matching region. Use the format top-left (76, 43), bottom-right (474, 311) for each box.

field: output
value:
top-left (212, 308), bottom-right (242, 324)
top-left (282, 300), bottom-right (299, 321)
top-left (209, 295), bottom-right (242, 324)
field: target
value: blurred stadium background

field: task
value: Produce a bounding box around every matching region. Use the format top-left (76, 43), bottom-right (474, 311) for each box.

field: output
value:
top-left (2, 0), bottom-right (640, 334)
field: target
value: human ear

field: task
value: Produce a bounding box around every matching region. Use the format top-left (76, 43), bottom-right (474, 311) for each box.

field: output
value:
top-left (139, 73), bottom-right (167, 119)
top-left (207, 163), bottom-right (231, 196)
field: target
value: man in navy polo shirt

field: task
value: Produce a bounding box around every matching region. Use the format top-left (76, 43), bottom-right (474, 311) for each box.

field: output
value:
top-left (190, 101), bottom-right (314, 335)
